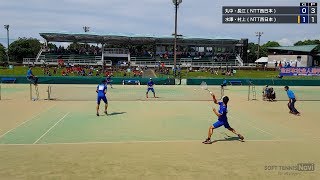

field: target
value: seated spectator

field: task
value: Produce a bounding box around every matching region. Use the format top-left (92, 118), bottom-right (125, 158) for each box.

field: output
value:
top-left (267, 88), bottom-right (276, 101)
top-left (214, 69), bottom-right (219, 75)
top-left (53, 67), bottom-right (57, 75)
top-left (262, 85), bottom-right (269, 101)
top-left (96, 70), bottom-right (100, 76)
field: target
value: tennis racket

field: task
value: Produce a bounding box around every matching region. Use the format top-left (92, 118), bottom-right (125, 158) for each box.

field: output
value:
top-left (200, 81), bottom-right (214, 95)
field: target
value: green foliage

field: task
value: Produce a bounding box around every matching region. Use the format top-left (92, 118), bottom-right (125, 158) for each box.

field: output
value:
top-left (247, 41), bottom-right (281, 62)
top-left (47, 43), bottom-right (58, 50)
top-left (294, 39), bottom-right (320, 51)
top-left (9, 38), bottom-right (41, 63)
top-left (0, 43), bottom-right (6, 62)
top-left (262, 41), bottom-right (280, 48)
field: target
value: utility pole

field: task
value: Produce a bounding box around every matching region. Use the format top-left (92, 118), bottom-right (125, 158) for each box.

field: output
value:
top-left (4, 25), bottom-right (10, 63)
top-left (172, 0), bottom-right (182, 77)
top-left (255, 32), bottom-right (263, 60)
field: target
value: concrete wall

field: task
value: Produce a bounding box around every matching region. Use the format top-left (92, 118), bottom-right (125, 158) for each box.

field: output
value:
top-left (267, 55), bottom-right (313, 68)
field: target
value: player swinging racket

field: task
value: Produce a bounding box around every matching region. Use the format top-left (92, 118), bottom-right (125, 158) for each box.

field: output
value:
top-left (96, 80), bottom-right (108, 116)
top-left (284, 86), bottom-right (300, 116)
top-left (146, 78), bottom-right (156, 98)
top-left (202, 92), bottom-right (244, 144)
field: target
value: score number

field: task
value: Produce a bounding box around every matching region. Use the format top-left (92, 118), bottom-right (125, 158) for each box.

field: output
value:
top-left (299, 2), bottom-right (317, 24)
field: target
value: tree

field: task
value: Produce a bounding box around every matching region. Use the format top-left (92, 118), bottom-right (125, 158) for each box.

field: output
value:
top-left (0, 43), bottom-right (6, 62)
top-left (262, 41), bottom-right (280, 48)
top-left (259, 41), bottom-right (281, 58)
top-left (294, 39), bottom-right (320, 51)
top-left (9, 38), bottom-right (41, 63)
top-left (247, 42), bottom-right (258, 62)
top-left (47, 43), bottom-right (58, 51)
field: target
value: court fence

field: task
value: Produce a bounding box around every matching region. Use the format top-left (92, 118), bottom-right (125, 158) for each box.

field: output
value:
top-left (0, 76), bottom-right (175, 85)
top-left (186, 78), bottom-right (320, 86)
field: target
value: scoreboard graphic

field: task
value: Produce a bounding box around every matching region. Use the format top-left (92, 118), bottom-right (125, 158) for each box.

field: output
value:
top-left (222, 2), bottom-right (318, 24)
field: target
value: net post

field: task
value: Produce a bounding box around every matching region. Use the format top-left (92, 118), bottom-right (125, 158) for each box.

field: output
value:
top-left (35, 85), bottom-right (39, 100)
top-left (47, 85), bottom-right (51, 100)
top-left (248, 84), bottom-right (251, 101)
top-left (30, 83), bottom-right (32, 100)
top-left (220, 86), bottom-right (224, 99)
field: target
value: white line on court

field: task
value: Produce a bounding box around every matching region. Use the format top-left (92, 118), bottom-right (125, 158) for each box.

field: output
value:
top-left (0, 104), bottom-right (56, 139)
top-left (1, 138), bottom-right (320, 146)
top-left (33, 112), bottom-right (70, 144)
top-left (229, 115), bottom-right (275, 138)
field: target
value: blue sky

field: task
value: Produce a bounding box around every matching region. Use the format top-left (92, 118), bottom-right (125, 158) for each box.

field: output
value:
top-left (0, 0), bottom-right (319, 46)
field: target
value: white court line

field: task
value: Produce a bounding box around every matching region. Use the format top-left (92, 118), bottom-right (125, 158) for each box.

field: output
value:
top-left (0, 104), bottom-right (56, 139)
top-left (33, 112), bottom-right (70, 144)
top-left (1, 138), bottom-right (320, 146)
top-left (229, 115), bottom-right (275, 138)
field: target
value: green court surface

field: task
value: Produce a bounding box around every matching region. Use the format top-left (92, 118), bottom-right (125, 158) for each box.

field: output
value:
top-left (0, 85), bottom-right (319, 179)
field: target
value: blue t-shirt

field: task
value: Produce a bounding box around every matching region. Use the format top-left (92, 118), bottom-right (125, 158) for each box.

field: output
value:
top-left (97, 84), bottom-right (107, 97)
top-left (223, 80), bottom-right (227, 85)
top-left (287, 90), bottom-right (295, 99)
top-left (27, 69), bottom-right (32, 77)
top-left (148, 81), bottom-right (154, 88)
top-left (106, 77), bottom-right (111, 82)
top-left (218, 102), bottom-right (228, 122)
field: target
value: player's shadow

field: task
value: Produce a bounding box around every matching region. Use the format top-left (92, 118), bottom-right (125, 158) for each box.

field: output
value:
top-left (108, 112), bottom-right (126, 116)
top-left (211, 136), bottom-right (244, 143)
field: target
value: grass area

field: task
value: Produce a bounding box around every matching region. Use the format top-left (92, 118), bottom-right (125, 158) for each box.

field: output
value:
top-left (1, 66), bottom-right (320, 79)
top-left (156, 70), bottom-right (320, 79)
top-left (0, 66), bottom-right (135, 77)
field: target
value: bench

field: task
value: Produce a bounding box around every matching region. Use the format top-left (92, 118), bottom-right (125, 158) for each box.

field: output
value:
top-left (1, 77), bottom-right (16, 83)
top-left (229, 80), bottom-right (242, 85)
top-left (122, 80), bottom-right (140, 85)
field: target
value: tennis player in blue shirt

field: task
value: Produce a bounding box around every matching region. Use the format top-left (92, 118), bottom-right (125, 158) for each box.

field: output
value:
top-left (106, 75), bottom-right (113, 88)
top-left (284, 86), bottom-right (300, 116)
top-left (96, 80), bottom-right (108, 116)
top-left (146, 78), bottom-right (156, 98)
top-left (203, 93), bottom-right (244, 144)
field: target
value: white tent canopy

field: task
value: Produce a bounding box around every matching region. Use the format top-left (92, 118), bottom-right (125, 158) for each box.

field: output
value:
top-left (255, 57), bottom-right (268, 63)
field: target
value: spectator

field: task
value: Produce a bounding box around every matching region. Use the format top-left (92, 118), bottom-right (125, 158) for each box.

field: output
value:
top-left (53, 67), bottom-right (57, 75)
top-left (26, 66), bottom-right (38, 85)
top-left (268, 88), bottom-right (276, 101)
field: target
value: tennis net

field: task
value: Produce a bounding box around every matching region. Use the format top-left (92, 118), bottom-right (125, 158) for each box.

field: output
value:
top-left (46, 84), bottom-right (224, 101)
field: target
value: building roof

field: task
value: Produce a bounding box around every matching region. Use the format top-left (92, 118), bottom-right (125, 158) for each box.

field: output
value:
top-left (267, 45), bottom-right (318, 53)
top-left (255, 57), bottom-right (268, 63)
top-left (39, 32), bottom-right (246, 46)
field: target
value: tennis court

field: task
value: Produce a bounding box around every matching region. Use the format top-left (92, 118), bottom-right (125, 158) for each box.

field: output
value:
top-left (0, 84), bottom-right (319, 179)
